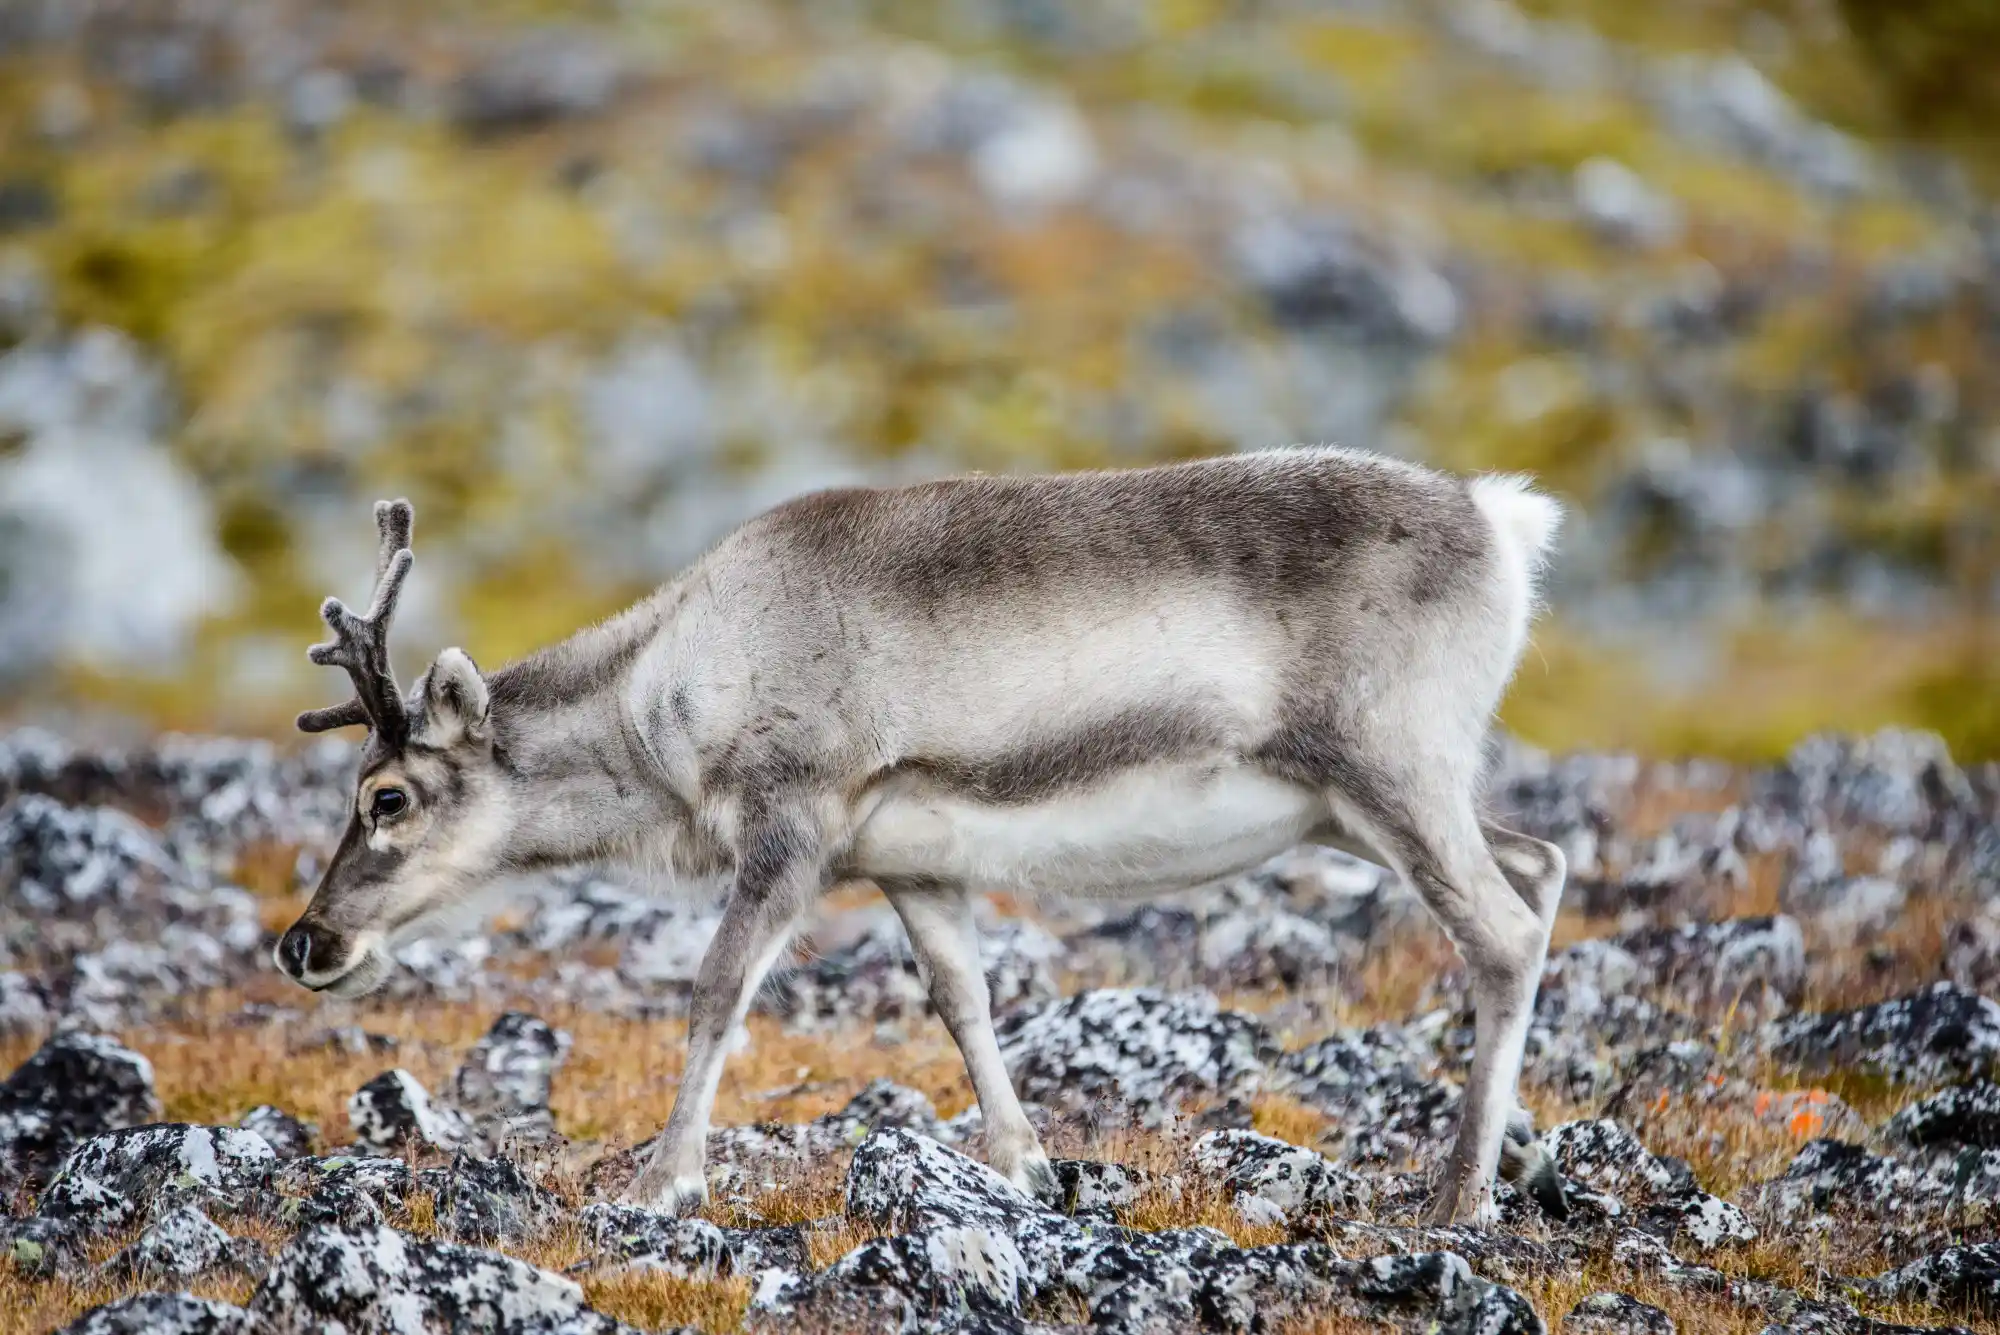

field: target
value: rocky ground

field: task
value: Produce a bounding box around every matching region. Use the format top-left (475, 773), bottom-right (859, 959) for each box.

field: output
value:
top-left (0, 727), bottom-right (1998, 1332)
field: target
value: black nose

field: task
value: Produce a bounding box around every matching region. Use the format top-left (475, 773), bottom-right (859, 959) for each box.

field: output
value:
top-left (277, 925), bottom-right (319, 979)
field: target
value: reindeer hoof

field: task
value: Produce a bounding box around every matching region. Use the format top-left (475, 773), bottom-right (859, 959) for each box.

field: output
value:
top-left (622, 1172), bottom-right (709, 1217)
top-left (1525, 1160), bottom-right (1569, 1220)
top-left (1421, 1179), bottom-right (1495, 1228)
top-left (1498, 1118), bottom-right (1569, 1221)
top-left (1015, 1154), bottom-right (1062, 1208)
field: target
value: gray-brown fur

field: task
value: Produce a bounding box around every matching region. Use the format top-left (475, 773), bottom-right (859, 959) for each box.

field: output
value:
top-left (764, 451), bottom-right (1489, 612)
top-left (275, 446), bottom-right (1567, 1227)
top-left (890, 704), bottom-right (1225, 805)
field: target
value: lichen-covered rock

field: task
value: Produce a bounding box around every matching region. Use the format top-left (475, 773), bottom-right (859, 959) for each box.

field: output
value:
top-left (1882, 1081), bottom-right (2000, 1152)
top-left (1768, 983), bottom-right (2000, 1082)
top-left (240, 1104), bottom-right (315, 1159)
top-left (821, 1225), bottom-right (1029, 1318)
top-left (1563, 1291), bottom-right (1676, 1334)
top-left (1533, 1119), bottom-right (1749, 1251)
top-left (1190, 1129), bottom-right (1373, 1226)
top-left (1750, 1138), bottom-right (2000, 1230)
top-left (418, 1152), bottom-right (567, 1244)
top-left (1, 1211), bottom-right (87, 1277)
top-left (774, 908), bottom-right (1063, 1029)
top-left (0, 1030), bottom-right (160, 1190)
top-left (450, 1012), bottom-right (571, 1149)
top-left (845, 1126), bottom-right (1050, 1236)
top-left (101, 1205), bottom-right (266, 1282)
top-left (1322, 1220), bottom-right (1577, 1286)
top-left (0, 793), bottom-right (180, 912)
top-left (744, 1272), bottom-right (916, 1332)
top-left (54, 1292), bottom-right (253, 1335)
top-left (1275, 1025), bottom-right (1460, 1166)
top-left (511, 1317), bottom-right (664, 1335)
top-left (1558, 916), bottom-right (1805, 1010)
top-left (817, 1077), bottom-right (946, 1146)
top-left (691, 1077), bottom-right (947, 1188)
top-left (269, 1155), bottom-right (417, 1230)
top-left (1542, 1120), bottom-right (1691, 1200)
top-left (580, 1202), bottom-right (809, 1280)
top-left (40, 1123), bottom-right (276, 1229)
top-left (1054, 1158), bottom-right (1156, 1218)
top-left (246, 1222), bottom-right (587, 1334)
top-left (1194, 1245), bottom-right (1539, 1334)
top-left (0, 969), bottom-right (52, 1035)
top-left (1864, 1243), bottom-right (2000, 1315)
top-left (348, 1068), bottom-right (473, 1155)
top-left (994, 988), bottom-right (1277, 1126)
top-left (1762, 731), bottom-right (1974, 836)
top-left (1637, 1191), bottom-right (1757, 1251)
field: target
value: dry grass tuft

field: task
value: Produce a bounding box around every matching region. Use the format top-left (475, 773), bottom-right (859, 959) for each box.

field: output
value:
top-left (580, 1271), bottom-right (752, 1333)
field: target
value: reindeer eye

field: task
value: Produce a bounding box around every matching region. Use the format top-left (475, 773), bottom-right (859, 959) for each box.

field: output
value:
top-left (371, 788), bottom-right (409, 820)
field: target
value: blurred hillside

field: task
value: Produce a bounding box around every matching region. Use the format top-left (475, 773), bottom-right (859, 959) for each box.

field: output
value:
top-left (0, 0), bottom-right (1994, 757)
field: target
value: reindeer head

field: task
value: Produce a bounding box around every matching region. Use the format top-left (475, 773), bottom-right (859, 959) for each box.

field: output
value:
top-left (276, 500), bottom-right (512, 997)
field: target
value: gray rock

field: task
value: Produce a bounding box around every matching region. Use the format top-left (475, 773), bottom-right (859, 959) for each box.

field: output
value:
top-left (1768, 983), bottom-right (2000, 1082)
top-left (576, 1202), bottom-right (809, 1277)
top-left (845, 1126), bottom-right (1050, 1238)
top-left (820, 1225), bottom-right (1029, 1319)
top-left (1564, 1291), bottom-right (1676, 1334)
top-left (0, 1030), bottom-right (159, 1190)
top-left (1190, 1129), bottom-right (1373, 1226)
top-left (40, 1123), bottom-right (274, 1229)
top-left (1637, 1191), bottom-right (1757, 1251)
top-left (0, 794), bottom-right (178, 912)
top-left (694, 1076), bottom-right (948, 1185)
top-left (1053, 1158), bottom-right (1155, 1218)
top-left (102, 1205), bottom-right (266, 1282)
top-left (1276, 1026), bottom-right (1459, 1166)
top-left (54, 1293), bottom-right (253, 1335)
top-left (994, 988), bottom-right (1277, 1127)
top-left (269, 1155), bottom-right (417, 1230)
top-left (1195, 1245), bottom-right (1538, 1334)
top-left (1761, 731), bottom-right (1974, 836)
top-left (1865, 1243), bottom-right (2000, 1315)
top-left (418, 1152), bottom-right (567, 1244)
top-left (775, 910), bottom-right (1063, 1030)
top-left (1, 1211), bottom-right (85, 1277)
top-left (0, 969), bottom-right (51, 1034)
top-left (1882, 1081), bottom-right (2000, 1152)
top-left (1230, 212), bottom-right (1459, 345)
top-left (1590, 917), bottom-right (1805, 1009)
top-left (1322, 1220), bottom-right (1576, 1287)
top-left (1542, 1120), bottom-right (1691, 1200)
top-left (745, 1272), bottom-right (916, 1332)
top-left (240, 1104), bottom-right (315, 1159)
top-left (247, 1222), bottom-right (587, 1334)
top-left (451, 1011), bottom-right (571, 1149)
top-left (1747, 1137), bottom-right (2000, 1257)
top-left (348, 1068), bottom-right (474, 1155)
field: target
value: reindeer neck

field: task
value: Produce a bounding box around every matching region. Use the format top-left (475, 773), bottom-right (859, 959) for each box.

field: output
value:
top-left (486, 594), bottom-right (674, 869)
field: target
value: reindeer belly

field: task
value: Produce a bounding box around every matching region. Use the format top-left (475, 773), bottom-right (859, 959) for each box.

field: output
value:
top-left (848, 760), bottom-right (1326, 896)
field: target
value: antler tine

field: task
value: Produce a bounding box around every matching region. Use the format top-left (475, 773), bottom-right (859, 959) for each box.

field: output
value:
top-left (297, 498), bottom-right (418, 741)
top-left (373, 498), bottom-right (413, 582)
top-left (296, 699), bottom-right (372, 733)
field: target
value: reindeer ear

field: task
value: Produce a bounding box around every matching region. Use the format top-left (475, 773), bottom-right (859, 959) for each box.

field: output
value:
top-left (419, 647), bottom-right (491, 745)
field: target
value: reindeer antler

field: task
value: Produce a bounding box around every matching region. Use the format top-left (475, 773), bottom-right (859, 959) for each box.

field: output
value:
top-left (297, 499), bottom-right (416, 741)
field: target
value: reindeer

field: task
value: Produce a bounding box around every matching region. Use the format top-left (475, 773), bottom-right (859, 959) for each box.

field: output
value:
top-left (274, 447), bottom-right (1569, 1224)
